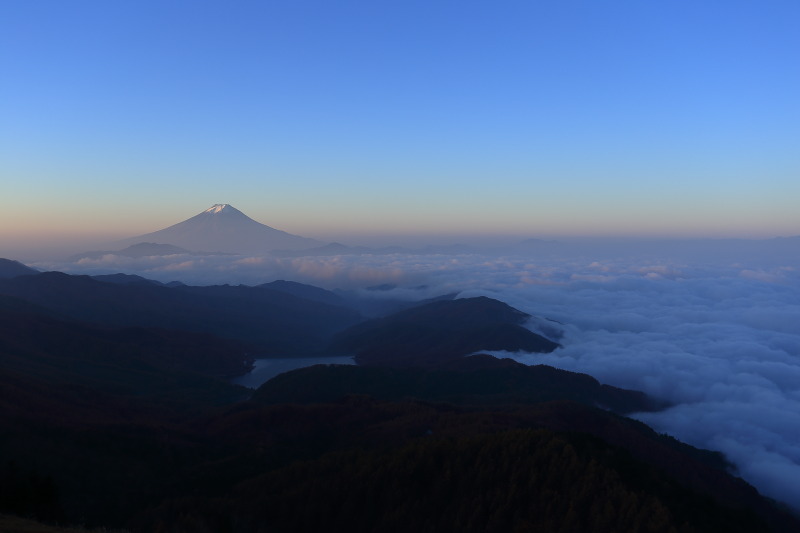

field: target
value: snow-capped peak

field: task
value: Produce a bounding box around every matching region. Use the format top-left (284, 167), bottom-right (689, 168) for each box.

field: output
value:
top-left (204, 204), bottom-right (231, 214)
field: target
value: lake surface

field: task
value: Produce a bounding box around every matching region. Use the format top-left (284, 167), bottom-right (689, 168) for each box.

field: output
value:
top-left (231, 356), bottom-right (356, 389)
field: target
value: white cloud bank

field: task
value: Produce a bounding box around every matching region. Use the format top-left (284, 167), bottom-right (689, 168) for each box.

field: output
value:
top-left (479, 264), bottom-right (800, 511)
top-left (34, 241), bottom-right (800, 510)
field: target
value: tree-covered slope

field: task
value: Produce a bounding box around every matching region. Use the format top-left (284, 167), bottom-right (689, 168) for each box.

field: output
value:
top-left (332, 296), bottom-right (560, 366)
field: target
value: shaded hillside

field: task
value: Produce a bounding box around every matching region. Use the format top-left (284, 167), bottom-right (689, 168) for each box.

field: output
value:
top-left (333, 288), bottom-right (461, 318)
top-left (0, 272), bottom-right (361, 355)
top-left (252, 355), bottom-right (659, 414)
top-left (140, 398), bottom-right (797, 533)
top-left (257, 279), bottom-right (346, 307)
top-left (188, 429), bottom-right (764, 533)
top-left (3, 322), bottom-right (799, 531)
top-left (0, 294), bottom-right (59, 317)
top-left (332, 296), bottom-right (559, 365)
top-left (0, 306), bottom-right (251, 526)
top-left (0, 307), bottom-right (250, 416)
top-left (0, 258), bottom-right (37, 279)
top-left (0, 514), bottom-right (111, 533)
top-left (91, 273), bottom-right (164, 285)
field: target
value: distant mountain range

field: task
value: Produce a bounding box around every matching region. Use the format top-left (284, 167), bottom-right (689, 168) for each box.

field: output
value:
top-left (64, 203), bottom-right (800, 263)
top-left (0, 267), bottom-right (559, 362)
top-left (0, 270), bottom-right (361, 355)
top-left (116, 204), bottom-right (323, 253)
top-left (0, 258), bottom-right (38, 278)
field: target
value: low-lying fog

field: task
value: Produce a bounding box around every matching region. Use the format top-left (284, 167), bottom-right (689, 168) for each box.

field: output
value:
top-left (28, 236), bottom-right (800, 511)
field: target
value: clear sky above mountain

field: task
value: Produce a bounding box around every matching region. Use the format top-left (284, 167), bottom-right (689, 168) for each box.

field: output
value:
top-left (2, 0), bottom-right (798, 249)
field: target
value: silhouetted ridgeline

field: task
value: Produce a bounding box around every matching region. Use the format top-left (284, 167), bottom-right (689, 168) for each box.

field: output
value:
top-left (1, 264), bottom-right (799, 532)
top-left (252, 355), bottom-right (660, 414)
top-left (0, 258), bottom-right (38, 278)
top-left (0, 270), bottom-right (361, 355)
top-left (332, 296), bottom-right (560, 366)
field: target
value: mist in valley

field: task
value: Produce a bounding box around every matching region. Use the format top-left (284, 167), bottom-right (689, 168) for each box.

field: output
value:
top-left (9, 233), bottom-right (797, 511)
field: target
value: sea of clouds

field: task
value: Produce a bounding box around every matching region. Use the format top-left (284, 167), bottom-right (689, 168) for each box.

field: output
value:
top-left (35, 241), bottom-right (800, 510)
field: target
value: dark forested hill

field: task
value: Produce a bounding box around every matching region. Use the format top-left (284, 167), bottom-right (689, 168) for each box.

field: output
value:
top-left (0, 306), bottom-right (250, 415)
top-left (252, 355), bottom-right (660, 414)
top-left (257, 279), bottom-right (347, 307)
top-left (0, 302), bottom-right (251, 526)
top-left (141, 396), bottom-right (797, 533)
top-left (0, 271), bottom-right (361, 355)
top-left (0, 258), bottom-right (38, 278)
top-left (332, 296), bottom-right (560, 365)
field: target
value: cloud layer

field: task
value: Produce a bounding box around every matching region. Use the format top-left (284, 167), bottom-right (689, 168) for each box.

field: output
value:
top-left (476, 265), bottom-right (800, 510)
top-left (34, 242), bottom-right (800, 509)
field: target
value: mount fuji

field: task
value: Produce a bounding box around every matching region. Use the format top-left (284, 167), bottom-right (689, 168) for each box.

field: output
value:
top-left (117, 204), bottom-right (323, 253)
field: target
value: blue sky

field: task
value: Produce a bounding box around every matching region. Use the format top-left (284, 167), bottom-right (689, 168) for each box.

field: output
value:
top-left (2, 0), bottom-right (799, 247)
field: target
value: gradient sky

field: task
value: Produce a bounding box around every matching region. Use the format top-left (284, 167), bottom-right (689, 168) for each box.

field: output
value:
top-left (2, 0), bottom-right (799, 249)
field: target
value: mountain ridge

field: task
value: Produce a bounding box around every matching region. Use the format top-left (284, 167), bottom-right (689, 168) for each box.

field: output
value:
top-left (116, 204), bottom-right (323, 253)
top-left (332, 296), bottom-right (561, 366)
top-left (0, 258), bottom-right (38, 278)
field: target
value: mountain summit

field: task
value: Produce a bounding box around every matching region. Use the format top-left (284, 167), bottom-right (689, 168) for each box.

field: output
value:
top-left (118, 204), bottom-right (322, 253)
top-left (204, 203), bottom-right (233, 214)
